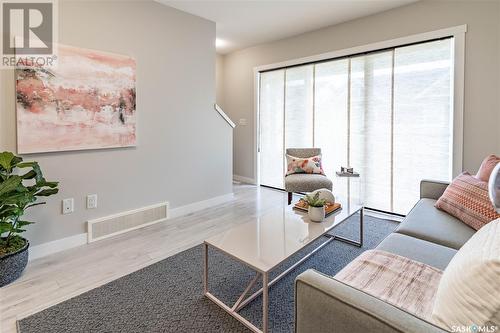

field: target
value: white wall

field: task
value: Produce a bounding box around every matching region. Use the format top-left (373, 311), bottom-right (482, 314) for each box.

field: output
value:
top-left (222, 0), bottom-right (500, 181)
top-left (0, 0), bottom-right (233, 246)
top-left (216, 54), bottom-right (225, 109)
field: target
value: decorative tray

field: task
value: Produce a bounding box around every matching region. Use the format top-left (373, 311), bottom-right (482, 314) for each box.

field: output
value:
top-left (335, 171), bottom-right (360, 177)
top-left (293, 199), bottom-right (342, 216)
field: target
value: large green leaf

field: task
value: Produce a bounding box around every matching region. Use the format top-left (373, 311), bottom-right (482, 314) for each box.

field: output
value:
top-left (16, 161), bottom-right (35, 168)
top-left (18, 162), bottom-right (43, 181)
top-left (35, 188), bottom-right (59, 196)
top-left (15, 184), bottom-right (28, 193)
top-left (20, 170), bottom-right (37, 179)
top-left (0, 191), bottom-right (34, 206)
top-left (25, 202), bottom-right (46, 209)
top-left (16, 220), bottom-right (34, 227)
top-left (0, 222), bottom-right (13, 234)
top-left (0, 206), bottom-right (19, 218)
top-left (11, 156), bottom-right (23, 167)
top-left (0, 175), bottom-right (22, 197)
top-left (37, 179), bottom-right (58, 188)
top-left (0, 152), bottom-right (15, 171)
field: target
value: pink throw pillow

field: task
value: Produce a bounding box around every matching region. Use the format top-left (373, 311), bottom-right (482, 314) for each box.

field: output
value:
top-left (476, 154), bottom-right (500, 182)
top-left (435, 172), bottom-right (500, 230)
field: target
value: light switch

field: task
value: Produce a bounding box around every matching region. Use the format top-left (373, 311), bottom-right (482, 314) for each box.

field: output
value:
top-left (87, 194), bottom-right (98, 209)
top-left (62, 198), bottom-right (74, 214)
top-left (239, 118), bottom-right (247, 126)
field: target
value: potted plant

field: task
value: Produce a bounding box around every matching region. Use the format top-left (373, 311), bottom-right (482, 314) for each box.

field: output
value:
top-left (304, 192), bottom-right (327, 222)
top-left (0, 152), bottom-right (58, 287)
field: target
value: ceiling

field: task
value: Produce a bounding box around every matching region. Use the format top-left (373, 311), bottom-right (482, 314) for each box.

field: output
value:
top-left (159, 0), bottom-right (417, 54)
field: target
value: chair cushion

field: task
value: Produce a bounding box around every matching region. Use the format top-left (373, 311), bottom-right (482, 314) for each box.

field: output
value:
top-left (377, 233), bottom-right (457, 270)
top-left (286, 148), bottom-right (321, 158)
top-left (431, 219), bottom-right (500, 330)
top-left (284, 173), bottom-right (332, 192)
top-left (335, 249), bottom-right (443, 321)
top-left (395, 199), bottom-right (475, 250)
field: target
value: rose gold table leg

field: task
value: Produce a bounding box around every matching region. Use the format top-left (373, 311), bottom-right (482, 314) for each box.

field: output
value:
top-left (360, 207), bottom-right (364, 246)
top-left (262, 272), bottom-right (269, 333)
top-left (203, 242), bottom-right (208, 294)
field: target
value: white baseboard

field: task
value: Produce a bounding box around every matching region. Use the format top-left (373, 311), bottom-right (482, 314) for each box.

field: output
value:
top-left (233, 174), bottom-right (256, 185)
top-left (29, 233), bottom-right (87, 261)
top-left (27, 192), bottom-right (235, 261)
top-left (169, 192), bottom-right (234, 218)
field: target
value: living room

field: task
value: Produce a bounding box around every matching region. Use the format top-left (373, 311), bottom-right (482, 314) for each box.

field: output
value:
top-left (0, 0), bottom-right (499, 332)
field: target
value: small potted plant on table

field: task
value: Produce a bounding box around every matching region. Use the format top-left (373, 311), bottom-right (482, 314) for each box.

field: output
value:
top-left (0, 152), bottom-right (58, 287)
top-left (304, 192), bottom-right (327, 222)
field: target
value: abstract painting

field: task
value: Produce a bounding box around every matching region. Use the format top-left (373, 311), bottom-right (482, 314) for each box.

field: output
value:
top-left (16, 44), bottom-right (136, 153)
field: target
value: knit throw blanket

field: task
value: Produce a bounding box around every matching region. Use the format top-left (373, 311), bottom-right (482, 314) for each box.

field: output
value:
top-left (335, 249), bottom-right (443, 320)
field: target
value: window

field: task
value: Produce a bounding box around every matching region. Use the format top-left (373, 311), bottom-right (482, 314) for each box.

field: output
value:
top-left (258, 38), bottom-right (454, 215)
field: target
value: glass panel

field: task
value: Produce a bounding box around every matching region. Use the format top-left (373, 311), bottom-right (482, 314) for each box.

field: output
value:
top-left (284, 65), bottom-right (314, 150)
top-left (258, 38), bottom-right (454, 215)
top-left (259, 70), bottom-right (285, 188)
top-left (314, 59), bottom-right (349, 196)
top-left (393, 39), bottom-right (453, 214)
top-left (350, 52), bottom-right (393, 212)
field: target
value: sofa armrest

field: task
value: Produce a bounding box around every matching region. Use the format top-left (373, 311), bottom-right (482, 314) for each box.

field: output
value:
top-left (295, 269), bottom-right (445, 333)
top-left (420, 179), bottom-right (450, 200)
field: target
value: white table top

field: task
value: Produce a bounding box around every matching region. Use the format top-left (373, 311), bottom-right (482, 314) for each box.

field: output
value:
top-left (205, 200), bottom-right (363, 273)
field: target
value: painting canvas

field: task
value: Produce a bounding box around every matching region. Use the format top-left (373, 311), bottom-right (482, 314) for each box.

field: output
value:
top-left (16, 44), bottom-right (136, 153)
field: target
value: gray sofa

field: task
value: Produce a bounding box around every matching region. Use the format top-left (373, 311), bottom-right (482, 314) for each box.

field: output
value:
top-left (295, 180), bottom-right (476, 333)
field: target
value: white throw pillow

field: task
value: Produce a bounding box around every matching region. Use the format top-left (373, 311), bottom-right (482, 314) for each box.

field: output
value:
top-left (285, 154), bottom-right (324, 176)
top-left (431, 219), bottom-right (500, 330)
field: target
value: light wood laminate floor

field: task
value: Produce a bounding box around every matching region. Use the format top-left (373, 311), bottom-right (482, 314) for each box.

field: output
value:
top-left (1, 183), bottom-right (294, 333)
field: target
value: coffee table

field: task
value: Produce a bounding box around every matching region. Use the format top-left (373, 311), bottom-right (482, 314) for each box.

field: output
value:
top-left (203, 200), bottom-right (363, 333)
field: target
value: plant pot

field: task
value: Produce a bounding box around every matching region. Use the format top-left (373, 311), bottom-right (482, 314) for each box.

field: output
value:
top-left (308, 206), bottom-right (325, 222)
top-left (0, 238), bottom-right (29, 287)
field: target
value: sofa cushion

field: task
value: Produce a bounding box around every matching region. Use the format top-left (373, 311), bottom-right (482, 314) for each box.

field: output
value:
top-left (435, 172), bottom-right (500, 230)
top-left (431, 219), bottom-right (500, 330)
top-left (377, 233), bottom-right (457, 270)
top-left (476, 154), bottom-right (500, 182)
top-left (284, 173), bottom-right (332, 192)
top-left (335, 249), bottom-right (443, 321)
top-left (395, 198), bottom-right (475, 249)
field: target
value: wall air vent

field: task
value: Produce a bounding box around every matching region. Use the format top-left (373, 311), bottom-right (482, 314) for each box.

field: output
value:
top-left (87, 202), bottom-right (168, 243)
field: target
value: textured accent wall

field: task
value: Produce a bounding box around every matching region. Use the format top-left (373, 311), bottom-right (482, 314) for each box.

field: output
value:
top-left (0, 0), bottom-right (233, 246)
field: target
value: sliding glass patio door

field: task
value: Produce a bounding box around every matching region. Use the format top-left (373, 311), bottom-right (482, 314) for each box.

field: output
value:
top-left (258, 38), bottom-right (454, 215)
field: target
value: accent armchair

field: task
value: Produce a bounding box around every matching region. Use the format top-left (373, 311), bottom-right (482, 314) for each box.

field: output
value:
top-left (284, 148), bottom-right (333, 205)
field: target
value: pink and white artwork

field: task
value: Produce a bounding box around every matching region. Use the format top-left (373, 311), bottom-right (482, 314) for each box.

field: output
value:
top-left (16, 44), bottom-right (136, 153)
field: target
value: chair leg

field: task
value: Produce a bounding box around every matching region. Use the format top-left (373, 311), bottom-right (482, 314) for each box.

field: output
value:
top-left (288, 192), bottom-right (293, 205)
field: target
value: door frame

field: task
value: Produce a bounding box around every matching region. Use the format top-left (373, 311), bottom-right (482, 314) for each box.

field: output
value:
top-left (253, 25), bottom-right (466, 186)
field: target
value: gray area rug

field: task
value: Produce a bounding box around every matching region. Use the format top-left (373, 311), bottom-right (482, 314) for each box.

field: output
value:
top-left (18, 214), bottom-right (397, 333)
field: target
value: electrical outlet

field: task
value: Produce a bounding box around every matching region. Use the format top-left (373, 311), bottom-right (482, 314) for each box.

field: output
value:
top-left (87, 194), bottom-right (98, 209)
top-left (62, 198), bottom-right (74, 214)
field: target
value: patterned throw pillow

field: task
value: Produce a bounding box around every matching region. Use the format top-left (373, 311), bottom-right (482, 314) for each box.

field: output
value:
top-left (435, 172), bottom-right (500, 230)
top-left (285, 154), bottom-right (324, 176)
top-left (476, 154), bottom-right (500, 182)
